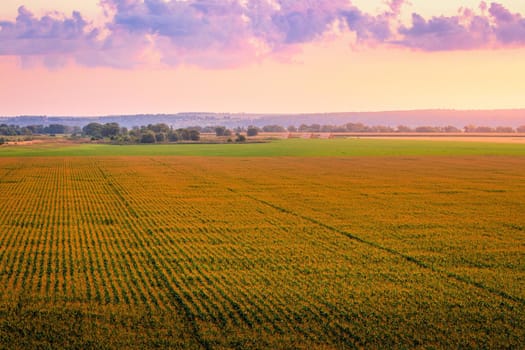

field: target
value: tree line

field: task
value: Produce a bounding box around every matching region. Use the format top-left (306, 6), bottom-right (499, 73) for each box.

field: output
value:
top-left (90, 123), bottom-right (254, 143)
top-left (82, 123), bottom-right (200, 143)
top-left (1, 121), bottom-right (525, 142)
top-left (282, 123), bottom-right (525, 133)
top-left (212, 123), bottom-right (525, 135)
top-left (0, 122), bottom-right (201, 144)
top-left (0, 124), bottom-right (81, 136)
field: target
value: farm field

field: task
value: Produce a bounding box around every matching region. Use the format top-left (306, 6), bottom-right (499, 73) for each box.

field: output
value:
top-left (0, 141), bottom-right (523, 348)
top-left (1, 137), bottom-right (525, 157)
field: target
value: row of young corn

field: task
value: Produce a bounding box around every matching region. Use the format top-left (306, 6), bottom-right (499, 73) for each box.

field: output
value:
top-left (0, 157), bottom-right (523, 347)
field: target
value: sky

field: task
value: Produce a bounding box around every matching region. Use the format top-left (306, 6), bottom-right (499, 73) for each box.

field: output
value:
top-left (1, 1), bottom-right (525, 116)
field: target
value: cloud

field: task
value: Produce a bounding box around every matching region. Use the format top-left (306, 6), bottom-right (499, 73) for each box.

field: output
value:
top-left (1, 1), bottom-right (525, 69)
top-left (396, 2), bottom-right (525, 51)
top-left (262, 0), bottom-right (352, 44)
top-left (104, 0), bottom-right (256, 67)
top-left (0, 5), bottom-right (161, 69)
top-left (0, 6), bottom-right (98, 56)
top-left (341, 7), bottom-right (392, 43)
top-left (110, 0), bottom-right (248, 49)
top-left (489, 2), bottom-right (525, 44)
top-left (388, 0), bottom-right (405, 16)
top-left (396, 12), bottom-right (492, 51)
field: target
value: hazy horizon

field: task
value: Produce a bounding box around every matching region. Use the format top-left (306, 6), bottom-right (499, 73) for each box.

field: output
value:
top-left (2, 109), bottom-right (525, 130)
top-left (2, 108), bottom-right (525, 119)
top-left (2, 1), bottom-right (525, 115)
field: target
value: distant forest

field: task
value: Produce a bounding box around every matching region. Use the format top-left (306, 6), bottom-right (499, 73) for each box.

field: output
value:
top-left (2, 110), bottom-right (525, 130)
top-left (1, 121), bottom-right (524, 145)
top-left (0, 121), bottom-right (524, 138)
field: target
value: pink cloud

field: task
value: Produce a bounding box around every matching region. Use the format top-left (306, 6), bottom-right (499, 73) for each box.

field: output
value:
top-left (397, 2), bottom-right (525, 51)
top-left (489, 2), bottom-right (525, 44)
top-left (1, 1), bottom-right (525, 69)
top-left (396, 12), bottom-right (492, 51)
top-left (0, 7), bottom-right (97, 55)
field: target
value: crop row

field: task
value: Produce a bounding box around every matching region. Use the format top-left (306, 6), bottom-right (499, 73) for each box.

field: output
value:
top-left (0, 157), bottom-right (523, 348)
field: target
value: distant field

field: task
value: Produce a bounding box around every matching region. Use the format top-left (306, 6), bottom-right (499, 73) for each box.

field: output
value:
top-left (1, 137), bottom-right (525, 157)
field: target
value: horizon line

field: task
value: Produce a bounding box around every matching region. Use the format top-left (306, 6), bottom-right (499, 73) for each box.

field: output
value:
top-left (2, 108), bottom-right (525, 119)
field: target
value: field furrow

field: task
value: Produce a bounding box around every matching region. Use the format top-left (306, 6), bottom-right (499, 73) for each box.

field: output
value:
top-left (0, 156), bottom-right (523, 349)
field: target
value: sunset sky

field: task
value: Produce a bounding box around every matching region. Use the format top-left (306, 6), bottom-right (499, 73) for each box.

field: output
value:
top-left (1, 0), bottom-right (525, 116)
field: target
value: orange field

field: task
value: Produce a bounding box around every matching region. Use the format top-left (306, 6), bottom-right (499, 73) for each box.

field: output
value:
top-left (0, 156), bottom-right (523, 348)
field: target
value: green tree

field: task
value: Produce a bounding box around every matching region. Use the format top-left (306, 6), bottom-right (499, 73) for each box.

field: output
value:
top-left (177, 128), bottom-right (190, 141)
top-left (45, 124), bottom-right (67, 134)
top-left (215, 126), bottom-right (226, 137)
top-left (396, 125), bottom-right (412, 132)
top-left (443, 125), bottom-right (460, 133)
top-left (149, 123), bottom-right (171, 133)
top-left (496, 126), bottom-right (515, 133)
top-left (189, 129), bottom-right (200, 141)
top-left (83, 123), bottom-right (104, 138)
top-left (167, 131), bottom-right (179, 142)
top-left (247, 127), bottom-right (259, 137)
top-left (262, 125), bottom-right (286, 132)
top-left (102, 123), bottom-right (120, 137)
top-left (140, 131), bottom-right (156, 143)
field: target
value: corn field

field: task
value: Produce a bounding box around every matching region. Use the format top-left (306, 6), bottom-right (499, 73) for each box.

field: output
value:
top-left (0, 156), bottom-right (523, 348)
